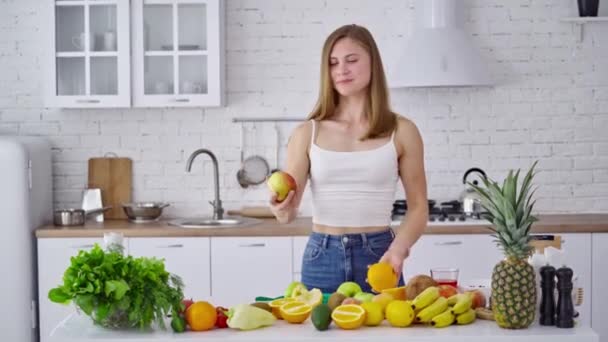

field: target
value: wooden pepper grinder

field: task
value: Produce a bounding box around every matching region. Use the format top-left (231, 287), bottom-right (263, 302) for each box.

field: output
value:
top-left (539, 265), bottom-right (556, 326)
top-left (556, 266), bottom-right (575, 328)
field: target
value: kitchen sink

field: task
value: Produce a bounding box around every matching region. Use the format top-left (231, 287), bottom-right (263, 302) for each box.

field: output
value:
top-left (168, 216), bottom-right (261, 229)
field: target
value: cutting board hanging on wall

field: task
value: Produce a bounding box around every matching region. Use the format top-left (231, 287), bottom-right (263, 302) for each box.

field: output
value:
top-left (88, 155), bottom-right (132, 219)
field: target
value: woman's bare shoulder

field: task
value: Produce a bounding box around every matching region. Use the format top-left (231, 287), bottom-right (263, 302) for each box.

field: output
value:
top-left (393, 114), bottom-right (423, 154)
top-left (288, 120), bottom-right (314, 150)
top-left (394, 115), bottom-right (421, 137)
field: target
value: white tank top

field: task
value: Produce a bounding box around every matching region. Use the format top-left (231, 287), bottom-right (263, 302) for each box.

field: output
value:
top-left (308, 120), bottom-right (399, 227)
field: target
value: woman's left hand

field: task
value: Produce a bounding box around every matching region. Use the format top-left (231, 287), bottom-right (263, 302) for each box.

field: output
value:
top-left (379, 245), bottom-right (409, 279)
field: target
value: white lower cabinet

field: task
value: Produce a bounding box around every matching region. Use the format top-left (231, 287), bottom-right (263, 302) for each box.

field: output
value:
top-left (128, 237), bottom-right (211, 301)
top-left (403, 234), bottom-right (503, 283)
top-left (293, 236), bottom-right (308, 274)
top-left (37, 238), bottom-right (110, 342)
top-left (592, 233), bottom-right (608, 342)
top-left (210, 237), bottom-right (292, 307)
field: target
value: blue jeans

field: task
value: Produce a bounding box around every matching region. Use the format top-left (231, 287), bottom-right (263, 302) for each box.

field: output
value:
top-left (301, 228), bottom-right (405, 294)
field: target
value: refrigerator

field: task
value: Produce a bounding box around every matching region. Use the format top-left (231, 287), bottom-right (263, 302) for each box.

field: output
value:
top-left (0, 137), bottom-right (53, 342)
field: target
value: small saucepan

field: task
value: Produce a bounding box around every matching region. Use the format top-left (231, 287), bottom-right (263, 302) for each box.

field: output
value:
top-left (53, 207), bottom-right (112, 227)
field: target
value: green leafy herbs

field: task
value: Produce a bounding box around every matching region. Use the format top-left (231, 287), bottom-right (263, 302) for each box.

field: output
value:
top-left (48, 244), bottom-right (184, 330)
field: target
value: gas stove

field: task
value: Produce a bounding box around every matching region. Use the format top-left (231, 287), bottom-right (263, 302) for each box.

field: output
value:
top-left (390, 199), bottom-right (490, 226)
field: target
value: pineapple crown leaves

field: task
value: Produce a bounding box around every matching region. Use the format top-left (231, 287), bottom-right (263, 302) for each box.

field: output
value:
top-left (468, 161), bottom-right (539, 260)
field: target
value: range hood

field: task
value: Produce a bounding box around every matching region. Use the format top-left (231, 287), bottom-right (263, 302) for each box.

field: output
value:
top-left (390, 0), bottom-right (493, 88)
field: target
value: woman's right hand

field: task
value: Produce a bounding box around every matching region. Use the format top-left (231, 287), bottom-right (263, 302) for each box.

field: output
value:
top-left (269, 190), bottom-right (296, 223)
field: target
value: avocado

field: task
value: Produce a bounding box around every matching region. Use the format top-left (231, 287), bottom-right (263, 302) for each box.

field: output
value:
top-left (311, 304), bottom-right (332, 331)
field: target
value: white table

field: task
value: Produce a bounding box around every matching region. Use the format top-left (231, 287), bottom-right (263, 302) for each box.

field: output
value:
top-left (49, 312), bottom-right (599, 342)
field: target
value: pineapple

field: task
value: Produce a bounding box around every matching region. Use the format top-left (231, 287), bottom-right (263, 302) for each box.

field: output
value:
top-left (470, 161), bottom-right (539, 329)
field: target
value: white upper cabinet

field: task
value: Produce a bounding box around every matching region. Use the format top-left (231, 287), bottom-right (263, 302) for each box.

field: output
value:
top-left (131, 0), bottom-right (225, 107)
top-left (46, 0), bottom-right (131, 108)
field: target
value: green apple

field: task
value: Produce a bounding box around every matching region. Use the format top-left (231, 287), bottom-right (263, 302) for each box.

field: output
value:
top-left (336, 282), bottom-right (363, 297)
top-left (284, 281), bottom-right (307, 298)
top-left (353, 292), bottom-right (374, 303)
top-left (267, 171), bottom-right (297, 202)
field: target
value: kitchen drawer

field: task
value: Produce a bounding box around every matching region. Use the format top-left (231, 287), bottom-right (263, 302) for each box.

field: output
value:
top-left (403, 234), bottom-right (503, 283)
top-left (128, 237), bottom-right (211, 300)
top-left (211, 237), bottom-right (292, 307)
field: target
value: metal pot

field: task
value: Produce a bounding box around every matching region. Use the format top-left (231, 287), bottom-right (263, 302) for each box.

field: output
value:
top-left (53, 207), bottom-right (111, 227)
top-left (121, 202), bottom-right (169, 223)
top-left (460, 167), bottom-right (487, 217)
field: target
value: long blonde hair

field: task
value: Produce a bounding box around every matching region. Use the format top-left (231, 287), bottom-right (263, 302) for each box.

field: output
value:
top-left (307, 24), bottom-right (396, 140)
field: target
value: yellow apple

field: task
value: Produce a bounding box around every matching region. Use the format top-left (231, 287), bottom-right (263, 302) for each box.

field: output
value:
top-left (267, 171), bottom-right (297, 202)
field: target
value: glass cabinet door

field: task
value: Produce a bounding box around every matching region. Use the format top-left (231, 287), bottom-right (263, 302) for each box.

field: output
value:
top-left (132, 0), bottom-right (224, 107)
top-left (48, 0), bottom-right (130, 107)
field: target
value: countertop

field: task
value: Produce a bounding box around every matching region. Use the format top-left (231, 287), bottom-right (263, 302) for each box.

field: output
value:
top-left (35, 214), bottom-right (608, 238)
top-left (49, 312), bottom-right (599, 342)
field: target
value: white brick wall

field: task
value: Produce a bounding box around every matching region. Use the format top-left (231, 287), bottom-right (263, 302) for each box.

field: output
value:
top-left (1, 0), bottom-right (607, 217)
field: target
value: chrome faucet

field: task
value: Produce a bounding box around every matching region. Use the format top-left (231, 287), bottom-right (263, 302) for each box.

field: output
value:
top-left (185, 149), bottom-right (224, 220)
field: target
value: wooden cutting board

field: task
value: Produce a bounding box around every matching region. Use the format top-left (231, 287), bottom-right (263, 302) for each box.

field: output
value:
top-left (227, 206), bottom-right (274, 218)
top-left (88, 157), bottom-right (132, 219)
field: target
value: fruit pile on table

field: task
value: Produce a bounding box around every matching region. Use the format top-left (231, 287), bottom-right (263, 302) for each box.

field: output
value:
top-left (172, 262), bottom-right (489, 333)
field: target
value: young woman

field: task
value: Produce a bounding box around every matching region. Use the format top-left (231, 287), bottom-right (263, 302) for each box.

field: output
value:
top-left (269, 24), bottom-right (428, 294)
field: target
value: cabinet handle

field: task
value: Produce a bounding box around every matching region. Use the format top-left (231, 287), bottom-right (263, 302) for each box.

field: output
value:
top-left (157, 244), bottom-right (184, 248)
top-left (238, 243), bottom-right (266, 248)
top-left (172, 98), bottom-right (190, 103)
top-left (434, 241), bottom-right (463, 246)
top-left (75, 99), bottom-right (101, 104)
top-left (70, 244), bottom-right (94, 249)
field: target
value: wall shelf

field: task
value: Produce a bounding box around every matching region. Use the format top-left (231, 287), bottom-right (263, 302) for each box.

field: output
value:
top-left (560, 16), bottom-right (608, 23)
top-left (560, 17), bottom-right (608, 42)
top-left (232, 117), bottom-right (304, 123)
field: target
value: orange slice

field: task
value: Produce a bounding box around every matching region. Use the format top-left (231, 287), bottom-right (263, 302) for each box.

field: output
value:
top-left (279, 301), bottom-right (312, 324)
top-left (331, 304), bottom-right (366, 330)
top-left (381, 286), bottom-right (407, 300)
top-left (268, 297), bottom-right (296, 319)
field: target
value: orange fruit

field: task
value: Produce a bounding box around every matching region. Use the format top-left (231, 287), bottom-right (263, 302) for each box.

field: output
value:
top-left (268, 297), bottom-right (296, 319)
top-left (331, 304), bottom-right (366, 330)
top-left (367, 262), bottom-right (398, 292)
top-left (185, 301), bottom-right (217, 331)
top-left (279, 301), bottom-right (312, 324)
top-left (381, 286), bottom-right (407, 300)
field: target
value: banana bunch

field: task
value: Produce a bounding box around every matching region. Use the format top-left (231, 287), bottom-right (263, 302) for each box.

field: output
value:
top-left (410, 287), bottom-right (477, 328)
top-left (431, 293), bottom-right (476, 327)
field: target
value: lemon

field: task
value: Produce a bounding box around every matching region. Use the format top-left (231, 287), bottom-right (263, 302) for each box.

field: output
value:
top-left (386, 300), bottom-right (415, 327)
top-left (295, 288), bottom-right (323, 308)
top-left (280, 301), bottom-right (312, 324)
top-left (367, 262), bottom-right (398, 292)
top-left (361, 302), bottom-right (384, 326)
top-left (331, 304), bottom-right (366, 330)
top-left (372, 292), bottom-right (394, 314)
top-left (268, 297), bottom-right (295, 319)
